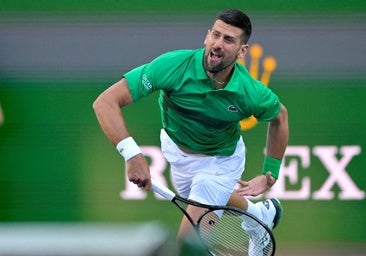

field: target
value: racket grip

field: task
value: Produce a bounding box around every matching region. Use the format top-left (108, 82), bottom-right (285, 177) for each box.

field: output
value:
top-left (151, 179), bottom-right (175, 201)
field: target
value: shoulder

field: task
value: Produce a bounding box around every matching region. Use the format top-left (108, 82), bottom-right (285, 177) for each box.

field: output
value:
top-left (234, 63), bottom-right (266, 93)
top-left (233, 63), bottom-right (280, 106)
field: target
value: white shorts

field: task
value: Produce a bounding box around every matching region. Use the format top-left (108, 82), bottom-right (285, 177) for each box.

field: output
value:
top-left (160, 129), bottom-right (246, 206)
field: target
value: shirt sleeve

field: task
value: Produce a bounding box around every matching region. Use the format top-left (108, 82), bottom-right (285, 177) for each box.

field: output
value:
top-left (252, 82), bottom-right (282, 122)
top-left (123, 50), bottom-right (187, 102)
top-left (123, 64), bottom-right (153, 102)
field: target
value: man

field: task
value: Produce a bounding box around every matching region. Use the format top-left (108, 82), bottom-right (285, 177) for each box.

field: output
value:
top-left (93, 9), bottom-right (288, 253)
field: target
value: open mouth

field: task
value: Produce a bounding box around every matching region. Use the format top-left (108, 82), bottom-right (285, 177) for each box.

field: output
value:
top-left (210, 51), bottom-right (222, 61)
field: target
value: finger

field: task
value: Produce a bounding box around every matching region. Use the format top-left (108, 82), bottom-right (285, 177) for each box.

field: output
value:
top-left (265, 172), bottom-right (276, 186)
top-left (129, 177), bottom-right (139, 183)
top-left (143, 178), bottom-right (152, 190)
top-left (236, 187), bottom-right (252, 196)
top-left (131, 177), bottom-right (152, 190)
top-left (237, 189), bottom-right (255, 197)
top-left (236, 186), bottom-right (250, 194)
top-left (265, 171), bottom-right (272, 179)
top-left (137, 179), bottom-right (147, 188)
top-left (129, 177), bottom-right (143, 186)
top-left (236, 180), bottom-right (249, 186)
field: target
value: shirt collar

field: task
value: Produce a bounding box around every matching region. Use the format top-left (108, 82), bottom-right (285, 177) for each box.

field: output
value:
top-left (194, 48), bottom-right (210, 80)
top-left (194, 48), bottom-right (243, 92)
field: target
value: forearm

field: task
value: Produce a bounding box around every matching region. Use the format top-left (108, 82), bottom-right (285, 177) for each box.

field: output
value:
top-left (265, 104), bottom-right (289, 160)
top-left (261, 104), bottom-right (288, 181)
top-left (93, 98), bottom-right (130, 145)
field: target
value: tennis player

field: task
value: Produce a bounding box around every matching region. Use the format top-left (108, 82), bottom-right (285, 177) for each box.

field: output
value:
top-left (93, 9), bottom-right (289, 254)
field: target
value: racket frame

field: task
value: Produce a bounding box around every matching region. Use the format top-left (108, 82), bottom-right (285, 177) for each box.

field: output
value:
top-left (151, 180), bottom-right (276, 255)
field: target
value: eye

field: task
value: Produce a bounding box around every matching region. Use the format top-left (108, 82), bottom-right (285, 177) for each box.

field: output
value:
top-left (212, 32), bottom-right (220, 39)
top-left (225, 37), bottom-right (235, 44)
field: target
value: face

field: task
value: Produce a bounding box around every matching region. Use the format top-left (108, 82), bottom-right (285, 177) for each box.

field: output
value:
top-left (204, 20), bottom-right (248, 74)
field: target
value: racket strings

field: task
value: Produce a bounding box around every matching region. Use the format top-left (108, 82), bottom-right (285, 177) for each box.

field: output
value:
top-left (198, 210), bottom-right (274, 256)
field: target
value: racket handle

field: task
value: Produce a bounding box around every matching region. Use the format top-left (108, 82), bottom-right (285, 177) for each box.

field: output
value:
top-left (151, 179), bottom-right (175, 201)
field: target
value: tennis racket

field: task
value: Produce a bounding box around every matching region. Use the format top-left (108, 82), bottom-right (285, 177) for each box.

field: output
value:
top-left (151, 179), bottom-right (276, 256)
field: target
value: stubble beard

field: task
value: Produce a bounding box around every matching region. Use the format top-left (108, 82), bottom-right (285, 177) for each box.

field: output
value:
top-left (204, 51), bottom-right (237, 74)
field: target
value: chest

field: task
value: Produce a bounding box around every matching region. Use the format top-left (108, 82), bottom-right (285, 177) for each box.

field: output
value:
top-left (166, 79), bottom-right (251, 122)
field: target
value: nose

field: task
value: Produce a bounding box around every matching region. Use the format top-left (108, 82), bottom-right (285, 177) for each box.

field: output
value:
top-left (213, 38), bottom-right (223, 51)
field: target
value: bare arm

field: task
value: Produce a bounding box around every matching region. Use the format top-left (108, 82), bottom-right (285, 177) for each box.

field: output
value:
top-left (265, 104), bottom-right (289, 160)
top-left (236, 104), bottom-right (289, 196)
top-left (93, 78), bottom-right (133, 144)
top-left (93, 78), bottom-right (151, 189)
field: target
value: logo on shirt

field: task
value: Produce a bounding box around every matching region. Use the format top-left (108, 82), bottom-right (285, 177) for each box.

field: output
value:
top-left (227, 105), bottom-right (238, 112)
top-left (237, 43), bottom-right (277, 131)
top-left (142, 74), bottom-right (153, 92)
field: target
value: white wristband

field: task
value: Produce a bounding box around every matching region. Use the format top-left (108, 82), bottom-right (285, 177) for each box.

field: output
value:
top-left (116, 137), bottom-right (142, 161)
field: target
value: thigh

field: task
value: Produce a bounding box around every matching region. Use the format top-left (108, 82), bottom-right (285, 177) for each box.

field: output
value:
top-left (189, 139), bottom-right (246, 205)
top-left (190, 173), bottom-right (236, 206)
top-left (177, 204), bottom-right (206, 241)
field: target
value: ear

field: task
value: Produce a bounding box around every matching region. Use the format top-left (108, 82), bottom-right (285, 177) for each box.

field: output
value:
top-left (238, 44), bottom-right (249, 58)
top-left (204, 29), bottom-right (210, 45)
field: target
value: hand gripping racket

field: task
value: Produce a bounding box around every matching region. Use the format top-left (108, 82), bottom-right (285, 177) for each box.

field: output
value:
top-left (151, 180), bottom-right (276, 256)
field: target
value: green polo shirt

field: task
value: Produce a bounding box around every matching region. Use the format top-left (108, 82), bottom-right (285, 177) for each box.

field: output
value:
top-left (124, 48), bottom-right (281, 156)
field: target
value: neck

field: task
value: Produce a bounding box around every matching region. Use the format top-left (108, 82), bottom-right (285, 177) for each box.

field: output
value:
top-left (211, 76), bottom-right (228, 90)
top-left (211, 76), bottom-right (227, 85)
top-left (207, 69), bottom-right (232, 89)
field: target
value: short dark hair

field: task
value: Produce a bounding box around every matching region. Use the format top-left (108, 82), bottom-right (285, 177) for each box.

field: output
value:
top-left (215, 9), bottom-right (252, 43)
